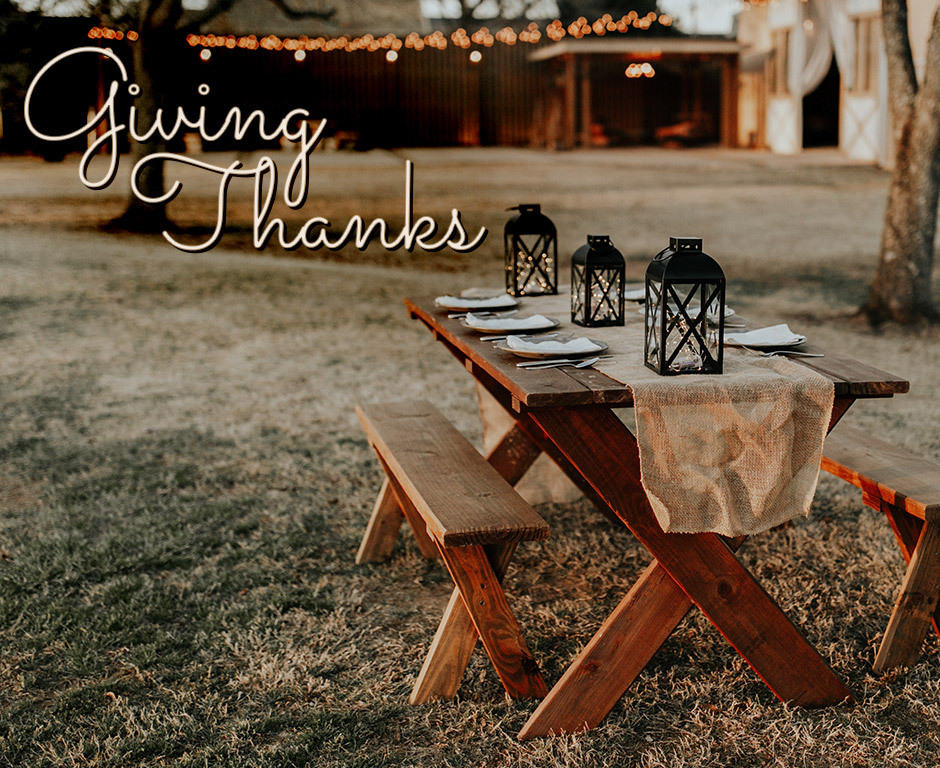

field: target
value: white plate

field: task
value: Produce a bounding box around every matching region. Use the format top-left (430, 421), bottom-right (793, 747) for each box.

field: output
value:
top-left (624, 287), bottom-right (646, 302)
top-left (434, 295), bottom-right (519, 311)
top-left (460, 316), bottom-right (560, 334)
top-left (725, 335), bottom-right (807, 349)
top-left (495, 338), bottom-right (609, 360)
top-left (638, 304), bottom-right (735, 318)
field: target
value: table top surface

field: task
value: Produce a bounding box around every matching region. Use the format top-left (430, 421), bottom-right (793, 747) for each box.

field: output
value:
top-left (406, 295), bottom-right (910, 409)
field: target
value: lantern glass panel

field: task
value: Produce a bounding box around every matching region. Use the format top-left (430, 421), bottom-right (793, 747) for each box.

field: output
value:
top-left (504, 204), bottom-right (557, 297)
top-left (571, 262), bottom-right (586, 320)
top-left (588, 266), bottom-right (623, 324)
top-left (571, 235), bottom-right (626, 327)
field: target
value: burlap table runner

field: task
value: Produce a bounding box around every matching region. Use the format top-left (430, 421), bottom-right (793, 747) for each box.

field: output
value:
top-left (507, 292), bottom-right (834, 536)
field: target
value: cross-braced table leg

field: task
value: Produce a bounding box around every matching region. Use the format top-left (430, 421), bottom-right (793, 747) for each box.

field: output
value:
top-left (519, 406), bottom-right (852, 738)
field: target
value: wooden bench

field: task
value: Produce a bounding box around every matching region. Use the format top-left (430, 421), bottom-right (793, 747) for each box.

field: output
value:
top-left (355, 400), bottom-right (550, 703)
top-left (822, 424), bottom-right (940, 671)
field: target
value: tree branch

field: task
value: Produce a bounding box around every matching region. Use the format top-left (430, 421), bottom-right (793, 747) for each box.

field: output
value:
top-left (180, 0), bottom-right (240, 32)
top-left (881, 0), bottom-right (918, 123)
top-left (264, 0), bottom-right (335, 22)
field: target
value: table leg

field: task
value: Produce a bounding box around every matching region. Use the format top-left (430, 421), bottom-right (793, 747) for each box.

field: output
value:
top-left (519, 560), bottom-right (693, 738)
top-left (485, 423), bottom-right (543, 486)
top-left (529, 407), bottom-right (851, 712)
top-left (467, 362), bottom-right (621, 524)
top-left (520, 534), bottom-right (745, 739)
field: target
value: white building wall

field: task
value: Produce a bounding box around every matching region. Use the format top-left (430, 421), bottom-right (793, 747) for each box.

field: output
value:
top-left (766, 0), bottom-right (804, 155)
top-left (745, 0), bottom-right (938, 165)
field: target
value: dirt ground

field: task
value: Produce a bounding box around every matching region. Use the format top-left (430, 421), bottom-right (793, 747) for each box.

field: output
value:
top-left (1, 146), bottom-right (939, 767)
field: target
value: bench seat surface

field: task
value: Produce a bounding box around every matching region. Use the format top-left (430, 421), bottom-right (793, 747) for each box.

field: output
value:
top-left (822, 425), bottom-right (940, 521)
top-left (357, 401), bottom-right (549, 547)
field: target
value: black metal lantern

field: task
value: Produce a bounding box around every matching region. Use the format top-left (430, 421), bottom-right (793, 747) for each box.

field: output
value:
top-left (571, 234), bottom-right (626, 327)
top-left (644, 236), bottom-right (726, 375)
top-left (504, 204), bottom-right (558, 296)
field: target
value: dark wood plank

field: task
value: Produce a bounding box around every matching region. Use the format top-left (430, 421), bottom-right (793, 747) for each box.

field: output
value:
top-left (440, 543), bottom-right (548, 700)
top-left (874, 521), bottom-right (940, 671)
top-left (407, 298), bottom-right (631, 408)
top-left (530, 406), bottom-right (852, 708)
top-left (796, 349), bottom-right (909, 398)
top-left (355, 478), bottom-right (405, 564)
top-left (406, 296), bottom-right (909, 405)
top-left (822, 425), bottom-right (940, 521)
top-left (411, 543), bottom-right (517, 703)
top-left (357, 401), bottom-right (549, 547)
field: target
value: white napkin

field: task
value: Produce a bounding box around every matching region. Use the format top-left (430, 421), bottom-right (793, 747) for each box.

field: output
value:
top-left (624, 288), bottom-right (646, 302)
top-left (465, 313), bottom-right (552, 330)
top-left (435, 295), bottom-right (516, 309)
top-left (725, 324), bottom-right (806, 347)
top-left (506, 336), bottom-right (602, 354)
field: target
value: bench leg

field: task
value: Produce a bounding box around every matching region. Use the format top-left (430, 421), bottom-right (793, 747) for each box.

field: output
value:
top-left (438, 543), bottom-right (547, 701)
top-left (875, 497), bottom-right (940, 646)
top-left (411, 543), bottom-right (517, 703)
top-left (374, 455), bottom-right (440, 561)
top-left (356, 479), bottom-right (405, 564)
top-left (875, 520), bottom-right (940, 671)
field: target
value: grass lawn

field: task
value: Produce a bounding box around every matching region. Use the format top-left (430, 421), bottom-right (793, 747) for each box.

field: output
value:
top-left (1, 148), bottom-right (940, 766)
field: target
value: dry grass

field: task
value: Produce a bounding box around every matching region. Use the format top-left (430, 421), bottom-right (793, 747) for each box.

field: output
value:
top-left (1, 148), bottom-right (940, 766)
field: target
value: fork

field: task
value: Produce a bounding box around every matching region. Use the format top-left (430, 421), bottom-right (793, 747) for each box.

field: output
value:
top-left (480, 332), bottom-right (562, 342)
top-left (760, 350), bottom-right (825, 358)
top-left (448, 309), bottom-right (518, 319)
top-left (740, 346), bottom-right (825, 358)
top-left (517, 356), bottom-right (602, 370)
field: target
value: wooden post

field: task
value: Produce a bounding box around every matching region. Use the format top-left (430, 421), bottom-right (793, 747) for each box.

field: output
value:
top-left (564, 55), bottom-right (577, 150)
top-left (580, 56), bottom-right (592, 147)
top-left (721, 55), bottom-right (740, 148)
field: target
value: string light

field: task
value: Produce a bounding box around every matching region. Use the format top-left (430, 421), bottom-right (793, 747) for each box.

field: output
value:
top-left (625, 62), bottom-right (655, 78)
top-left (87, 11), bottom-right (679, 58)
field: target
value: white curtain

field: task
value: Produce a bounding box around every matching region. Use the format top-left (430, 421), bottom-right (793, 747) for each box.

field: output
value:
top-left (787, 0), bottom-right (855, 96)
top-left (821, 0), bottom-right (856, 90)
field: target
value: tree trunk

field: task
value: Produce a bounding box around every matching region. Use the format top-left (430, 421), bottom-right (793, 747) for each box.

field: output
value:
top-left (863, 2), bottom-right (940, 324)
top-left (111, 0), bottom-right (182, 232)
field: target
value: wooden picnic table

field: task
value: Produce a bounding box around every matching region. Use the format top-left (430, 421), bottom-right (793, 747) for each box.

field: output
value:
top-left (404, 294), bottom-right (909, 739)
